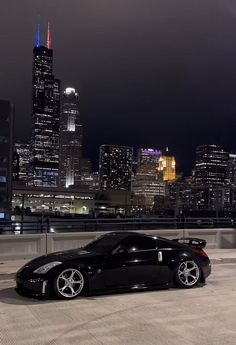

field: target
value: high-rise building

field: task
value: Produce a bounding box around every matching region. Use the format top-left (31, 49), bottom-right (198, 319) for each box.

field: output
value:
top-left (80, 159), bottom-right (95, 190)
top-left (30, 23), bottom-right (60, 187)
top-left (138, 148), bottom-right (162, 166)
top-left (132, 148), bottom-right (165, 208)
top-left (158, 155), bottom-right (176, 181)
top-left (15, 142), bottom-right (30, 182)
top-left (12, 150), bottom-right (19, 182)
top-left (228, 154), bottom-right (236, 187)
top-left (59, 87), bottom-right (82, 187)
top-left (0, 100), bottom-right (14, 219)
top-left (194, 145), bottom-right (229, 186)
top-left (137, 148), bottom-right (162, 174)
top-left (132, 175), bottom-right (165, 206)
top-left (99, 145), bottom-right (133, 190)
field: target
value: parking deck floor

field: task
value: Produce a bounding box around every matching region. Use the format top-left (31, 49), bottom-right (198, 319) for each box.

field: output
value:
top-left (0, 251), bottom-right (236, 345)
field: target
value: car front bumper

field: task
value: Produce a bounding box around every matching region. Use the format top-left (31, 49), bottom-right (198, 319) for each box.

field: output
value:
top-left (15, 275), bottom-right (49, 297)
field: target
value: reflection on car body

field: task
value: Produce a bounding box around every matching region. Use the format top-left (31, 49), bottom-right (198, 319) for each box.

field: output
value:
top-left (15, 232), bottom-right (211, 300)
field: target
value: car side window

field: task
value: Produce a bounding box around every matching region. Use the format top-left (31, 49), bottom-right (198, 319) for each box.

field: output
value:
top-left (156, 239), bottom-right (174, 248)
top-left (119, 236), bottom-right (157, 252)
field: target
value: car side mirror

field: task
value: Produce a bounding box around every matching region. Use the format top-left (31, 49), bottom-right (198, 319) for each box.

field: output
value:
top-left (112, 247), bottom-right (127, 255)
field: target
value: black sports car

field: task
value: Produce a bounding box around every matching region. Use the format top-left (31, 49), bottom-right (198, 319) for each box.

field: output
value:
top-left (15, 232), bottom-right (211, 299)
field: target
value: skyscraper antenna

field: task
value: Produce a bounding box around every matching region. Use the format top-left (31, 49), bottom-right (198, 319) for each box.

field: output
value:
top-left (46, 22), bottom-right (51, 49)
top-left (36, 23), bottom-right (41, 47)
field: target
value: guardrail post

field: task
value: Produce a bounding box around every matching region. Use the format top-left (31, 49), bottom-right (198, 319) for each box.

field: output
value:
top-left (46, 216), bottom-right (50, 233)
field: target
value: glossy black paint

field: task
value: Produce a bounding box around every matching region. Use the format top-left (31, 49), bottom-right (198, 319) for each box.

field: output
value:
top-left (15, 232), bottom-right (211, 298)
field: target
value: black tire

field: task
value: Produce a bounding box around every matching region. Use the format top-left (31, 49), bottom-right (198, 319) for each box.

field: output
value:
top-left (175, 260), bottom-right (201, 289)
top-left (53, 267), bottom-right (86, 299)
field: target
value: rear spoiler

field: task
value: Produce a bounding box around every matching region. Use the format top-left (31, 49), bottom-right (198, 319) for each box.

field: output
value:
top-left (173, 237), bottom-right (207, 249)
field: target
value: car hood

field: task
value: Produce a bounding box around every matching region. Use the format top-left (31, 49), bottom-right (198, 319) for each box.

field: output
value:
top-left (18, 248), bottom-right (103, 273)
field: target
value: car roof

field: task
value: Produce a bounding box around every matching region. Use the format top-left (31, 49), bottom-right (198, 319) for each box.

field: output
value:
top-left (105, 232), bottom-right (184, 247)
top-left (104, 231), bottom-right (155, 241)
top-left (102, 232), bottom-right (188, 249)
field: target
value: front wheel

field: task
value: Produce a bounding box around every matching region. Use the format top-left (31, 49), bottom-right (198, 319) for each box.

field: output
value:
top-left (175, 260), bottom-right (200, 288)
top-left (53, 268), bottom-right (86, 299)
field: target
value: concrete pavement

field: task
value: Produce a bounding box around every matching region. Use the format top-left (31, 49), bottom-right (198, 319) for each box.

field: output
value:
top-left (0, 249), bottom-right (236, 345)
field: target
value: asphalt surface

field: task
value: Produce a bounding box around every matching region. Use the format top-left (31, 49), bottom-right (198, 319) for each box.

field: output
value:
top-left (0, 262), bottom-right (236, 345)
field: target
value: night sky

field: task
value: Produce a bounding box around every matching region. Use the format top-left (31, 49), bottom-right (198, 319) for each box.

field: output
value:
top-left (1, 1), bottom-right (236, 174)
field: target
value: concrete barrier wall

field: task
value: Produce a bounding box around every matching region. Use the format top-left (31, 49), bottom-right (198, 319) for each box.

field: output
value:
top-left (0, 228), bottom-right (235, 261)
top-left (0, 234), bottom-right (46, 260)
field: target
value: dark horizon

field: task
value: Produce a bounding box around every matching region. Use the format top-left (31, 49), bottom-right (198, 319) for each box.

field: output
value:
top-left (2, 1), bottom-right (236, 174)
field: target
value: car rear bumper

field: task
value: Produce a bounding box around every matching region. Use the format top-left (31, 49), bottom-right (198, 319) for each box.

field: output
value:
top-left (201, 259), bottom-right (211, 282)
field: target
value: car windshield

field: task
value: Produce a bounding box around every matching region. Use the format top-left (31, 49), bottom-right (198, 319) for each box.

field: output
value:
top-left (84, 235), bottom-right (120, 253)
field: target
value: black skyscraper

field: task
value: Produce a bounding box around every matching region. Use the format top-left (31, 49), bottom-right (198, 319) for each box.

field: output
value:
top-left (30, 23), bottom-right (60, 187)
top-left (195, 145), bottom-right (229, 186)
top-left (0, 100), bottom-right (14, 219)
top-left (59, 87), bottom-right (82, 187)
top-left (99, 145), bottom-right (133, 190)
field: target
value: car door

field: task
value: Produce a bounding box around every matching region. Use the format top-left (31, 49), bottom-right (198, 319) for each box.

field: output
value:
top-left (101, 235), bottom-right (164, 289)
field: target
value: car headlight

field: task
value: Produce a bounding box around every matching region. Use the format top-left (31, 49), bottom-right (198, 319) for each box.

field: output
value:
top-left (33, 261), bottom-right (62, 274)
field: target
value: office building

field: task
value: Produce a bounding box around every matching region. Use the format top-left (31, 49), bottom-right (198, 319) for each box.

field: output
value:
top-left (12, 185), bottom-right (94, 215)
top-left (132, 148), bottom-right (165, 208)
top-left (194, 145), bottom-right (229, 186)
top-left (99, 145), bottom-right (133, 190)
top-left (158, 155), bottom-right (176, 181)
top-left (15, 142), bottom-right (30, 182)
top-left (0, 100), bottom-right (14, 219)
top-left (30, 23), bottom-right (60, 187)
top-left (132, 174), bottom-right (165, 207)
top-left (228, 154), bottom-right (236, 187)
top-left (137, 148), bottom-right (162, 174)
top-left (59, 87), bottom-right (82, 187)
top-left (81, 159), bottom-right (97, 190)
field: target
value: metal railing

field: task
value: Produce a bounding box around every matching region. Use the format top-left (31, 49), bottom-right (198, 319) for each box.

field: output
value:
top-left (0, 217), bottom-right (235, 235)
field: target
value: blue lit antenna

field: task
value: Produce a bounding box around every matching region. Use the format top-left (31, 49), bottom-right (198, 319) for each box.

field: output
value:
top-left (36, 23), bottom-right (41, 47)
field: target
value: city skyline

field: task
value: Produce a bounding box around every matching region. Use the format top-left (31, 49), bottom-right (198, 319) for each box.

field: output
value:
top-left (2, 2), bottom-right (236, 174)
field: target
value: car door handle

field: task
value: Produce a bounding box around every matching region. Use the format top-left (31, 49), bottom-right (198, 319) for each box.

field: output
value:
top-left (158, 251), bottom-right (163, 262)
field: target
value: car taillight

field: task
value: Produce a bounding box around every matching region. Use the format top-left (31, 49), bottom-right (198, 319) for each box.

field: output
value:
top-left (193, 248), bottom-right (209, 258)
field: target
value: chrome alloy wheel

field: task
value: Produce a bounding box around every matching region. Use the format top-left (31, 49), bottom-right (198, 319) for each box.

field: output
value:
top-left (56, 268), bottom-right (84, 298)
top-left (177, 261), bottom-right (200, 287)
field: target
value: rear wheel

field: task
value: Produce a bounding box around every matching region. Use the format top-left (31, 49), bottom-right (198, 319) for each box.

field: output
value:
top-left (53, 268), bottom-right (85, 299)
top-left (175, 260), bottom-right (200, 288)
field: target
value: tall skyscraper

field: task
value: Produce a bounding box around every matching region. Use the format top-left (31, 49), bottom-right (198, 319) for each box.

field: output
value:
top-left (132, 148), bottom-right (165, 208)
top-left (194, 145), bottom-right (229, 186)
top-left (59, 88), bottom-right (82, 187)
top-left (137, 148), bottom-right (162, 174)
top-left (99, 145), bottom-right (133, 190)
top-left (158, 155), bottom-right (176, 181)
top-left (228, 154), bottom-right (236, 187)
top-left (0, 100), bottom-right (14, 219)
top-left (15, 142), bottom-right (30, 182)
top-left (30, 23), bottom-right (60, 187)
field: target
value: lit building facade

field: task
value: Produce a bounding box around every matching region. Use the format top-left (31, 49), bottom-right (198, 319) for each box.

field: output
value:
top-left (99, 145), bottom-right (133, 190)
top-left (80, 159), bottom-right (99, 190)
top-left (137, 148), bottom-right (162, 173)
top-left (158, 155), bottom-right (176, 181)
top-left (59, 87), bottom-right (82, 188)
top-left (132, 148), bottom-right (165, 208)
top-left (228, 154), bottom-right (236, 187)
top-left (15, 142), bottom-right (30, 182)
top-left (0, 100), bottom-right (14, 219)
top-left (194, 145), bottom-right (229, 186)
top-left (132, 175), bottom-right (165, 207)
top-left (12, 185), bottom-right (94, 215)
top-left (30, 24), bottom-right (60, 187)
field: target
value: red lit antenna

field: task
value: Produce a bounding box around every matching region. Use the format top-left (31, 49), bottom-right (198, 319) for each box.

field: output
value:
top-left (46, 22), bottom-right (51, 49)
